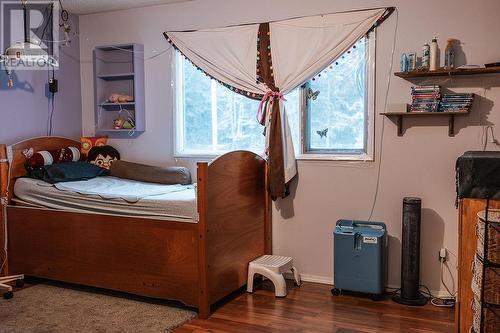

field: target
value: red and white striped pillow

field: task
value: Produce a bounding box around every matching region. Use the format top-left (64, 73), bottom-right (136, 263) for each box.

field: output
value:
top-left (25, 147), bottom-right (81, 171)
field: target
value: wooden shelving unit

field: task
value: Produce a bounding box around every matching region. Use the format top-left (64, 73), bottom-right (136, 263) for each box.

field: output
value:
top-left (394, 66), bottom-right (500, 79)
top-left (93, 43), bottom-right (145, 138)
top-left (380, 111), bottom-right (469, 137)
top-left (387, 66), bottom-right (500, 136)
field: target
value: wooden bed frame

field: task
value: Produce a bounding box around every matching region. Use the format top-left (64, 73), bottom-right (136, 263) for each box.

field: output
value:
top-left (0, 136), bottom-right (271, 318)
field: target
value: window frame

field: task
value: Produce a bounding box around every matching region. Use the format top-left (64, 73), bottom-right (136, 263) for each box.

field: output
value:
top-left (296, 32), bottom-right (376, 161)
top-left (173, 51), bottom-right (239, 158)
top-left (173, 32), bottom-right (376, 161)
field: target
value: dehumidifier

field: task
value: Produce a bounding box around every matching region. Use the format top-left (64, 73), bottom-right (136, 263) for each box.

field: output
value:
top-left (332, 220), bottom-right (387, 299)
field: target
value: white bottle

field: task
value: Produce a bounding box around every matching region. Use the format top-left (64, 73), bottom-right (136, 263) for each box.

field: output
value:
top-left (429, 37), bottom-right (439, 71)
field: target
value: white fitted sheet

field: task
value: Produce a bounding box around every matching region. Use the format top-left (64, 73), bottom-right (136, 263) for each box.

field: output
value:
top-left (13, 177), bottom-right (198, 223)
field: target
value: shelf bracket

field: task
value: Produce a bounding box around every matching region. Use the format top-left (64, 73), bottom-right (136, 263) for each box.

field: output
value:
top-left (397, 115), bottom-right (403, 137)
top-left (449, 114), bottom-right (455, 137)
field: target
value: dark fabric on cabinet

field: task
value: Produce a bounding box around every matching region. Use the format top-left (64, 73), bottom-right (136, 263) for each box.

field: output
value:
top-left (456, 151), bottom-right (500, 204)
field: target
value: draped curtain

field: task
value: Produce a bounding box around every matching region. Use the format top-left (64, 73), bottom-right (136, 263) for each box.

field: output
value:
top-left (165, 8), bottom-right (392, 199)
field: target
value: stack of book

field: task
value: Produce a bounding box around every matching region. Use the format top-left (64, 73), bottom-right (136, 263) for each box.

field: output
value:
top-left (439, 93), bottom-right (474, 112)
top-left (410, 85), bottom-right (441, 112)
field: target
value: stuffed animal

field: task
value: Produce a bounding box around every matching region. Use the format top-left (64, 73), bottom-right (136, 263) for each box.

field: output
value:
top-left (87, 145), bottom-right (120, 170)
top-left (108, 93), bottom-right (134, 103)
top-left (113, 117), bottom-right (135, 130)
top-left (113, 118), bottom-right (125, 129)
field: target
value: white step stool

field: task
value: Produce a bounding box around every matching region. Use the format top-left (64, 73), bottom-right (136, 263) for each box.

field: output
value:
top-left (247, 255), bottom-right (300, 297)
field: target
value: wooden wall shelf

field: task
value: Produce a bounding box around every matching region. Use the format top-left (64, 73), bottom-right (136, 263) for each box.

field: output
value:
top-left (380, 111), bottom-right (469, 136)
top-left (394, 66), bottom-right (500, 79)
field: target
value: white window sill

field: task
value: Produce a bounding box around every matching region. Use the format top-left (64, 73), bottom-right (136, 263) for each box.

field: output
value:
top-left (174, 150), bottom-right (263, 160)
top-left (296, 153), bottom-right (374, 162)
top-left (174, 151), bottom-right (373, 163)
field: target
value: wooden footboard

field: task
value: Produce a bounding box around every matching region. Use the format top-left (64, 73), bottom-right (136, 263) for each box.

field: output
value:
top-left (1, 138), bottom-right (269, 319)
top-left (197, 150), bottom-right (270, 318)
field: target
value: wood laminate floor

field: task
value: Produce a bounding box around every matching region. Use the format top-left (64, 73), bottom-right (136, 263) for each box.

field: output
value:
top-left (176, 281), bottom-right (455, 333)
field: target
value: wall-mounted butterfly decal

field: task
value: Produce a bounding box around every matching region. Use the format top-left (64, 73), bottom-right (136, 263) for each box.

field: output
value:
top-left (316, 128), bottom-right (328, 139)
top-left (306, 88), bottom-right (320, 100)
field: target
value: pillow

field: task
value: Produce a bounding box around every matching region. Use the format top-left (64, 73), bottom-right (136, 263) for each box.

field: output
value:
top-left (109, 160), bottom-right (191, 185)
top-left (87, 145), bottom-right (120, 170)
top-left (80, 136), bottom-right (108, 158)
top-left (25, 146), bottom-right (81, 171)
top-left (29, 161), bottom-right (109, 184)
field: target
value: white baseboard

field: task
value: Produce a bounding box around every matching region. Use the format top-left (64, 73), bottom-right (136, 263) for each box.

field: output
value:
top-left (283, 273), bottom-right (453, 298)
top-left (291, 273), bottom-right (333, 285)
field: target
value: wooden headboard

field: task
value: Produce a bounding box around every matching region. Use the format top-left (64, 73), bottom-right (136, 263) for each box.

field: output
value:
top-left (0, 136), bottom-right (80, 201)
top-left (0, 136), bottom-right (79, 275)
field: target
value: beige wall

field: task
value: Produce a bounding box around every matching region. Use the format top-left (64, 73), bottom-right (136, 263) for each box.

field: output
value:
top-left (79, 0), bottom-right (500, 294)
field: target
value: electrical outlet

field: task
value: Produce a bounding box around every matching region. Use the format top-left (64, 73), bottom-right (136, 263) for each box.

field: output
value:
top-left (439, 248), bottom-right (447, 261)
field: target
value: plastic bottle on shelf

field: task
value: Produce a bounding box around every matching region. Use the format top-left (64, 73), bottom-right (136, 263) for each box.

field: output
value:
top-left (421, 43), bottom-right (430, 70)
top-left (430, 37), bottom-right (439, 71)
top-left (444, 38), bottom-right (455, 70)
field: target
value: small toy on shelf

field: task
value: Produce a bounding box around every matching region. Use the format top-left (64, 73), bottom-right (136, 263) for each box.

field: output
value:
top-left (108, 93), bottom-right (134, 103)
top-left (113, 116), bottom-right (135, 130)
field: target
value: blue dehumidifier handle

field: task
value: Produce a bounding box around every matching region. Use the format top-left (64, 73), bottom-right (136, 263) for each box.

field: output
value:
top-left (353, 221), bottom-right (386, 230)
top-left (336, 220), bottom-right (386, 230)
top-left (354, 233), bottom-right (362, 251)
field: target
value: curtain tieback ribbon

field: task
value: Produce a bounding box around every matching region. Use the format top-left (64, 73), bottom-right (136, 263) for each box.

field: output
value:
top-left (257, 90), bottom-right (286, 125)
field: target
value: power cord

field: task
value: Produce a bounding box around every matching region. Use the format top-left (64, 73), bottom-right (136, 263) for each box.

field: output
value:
top-left (385, 286), bottom-right (401, 295)
top-left (47, 69), bottom-right (56, 136)
top-left (483, 125), bottom-right (500, 151)
top-left (439, 258), bottom-right (456, 298)
top-left (418, 256), bottom-right (457, 308)
top-left (367, 7), bottom-right (398, 221)
top-left (419, 285), bottom-right (455, 308)
top-left (48, 92), bottom-right (55, 136)
top-left (0, 157), bottom-right (12, 275)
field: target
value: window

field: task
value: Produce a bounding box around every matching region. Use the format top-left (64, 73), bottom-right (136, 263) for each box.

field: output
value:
top-left (174, 52), bottom-right (262, 156)
top-left (174, 33), bottom-right (375, 160)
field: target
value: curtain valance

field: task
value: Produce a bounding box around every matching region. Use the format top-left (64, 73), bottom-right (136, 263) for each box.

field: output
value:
top-left (164, 7), bottom-right (394, 199)
top-left (166, 24), bottom-right (267, 98)
top-left (271, 9), bottom-right (386, 93)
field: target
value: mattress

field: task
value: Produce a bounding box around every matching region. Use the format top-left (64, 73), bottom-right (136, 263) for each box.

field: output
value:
top-left (13, 177), bottom-right (198, 223)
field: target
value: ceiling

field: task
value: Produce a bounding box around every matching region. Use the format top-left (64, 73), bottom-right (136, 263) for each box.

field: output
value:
top-left (62, 0), bottom-right (197, 15)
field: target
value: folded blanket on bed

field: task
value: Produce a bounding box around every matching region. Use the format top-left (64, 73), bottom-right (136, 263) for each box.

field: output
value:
top-left (29, 161), bottom-right (108, 184)
top-left (54, 176), bottom-right (193, 203)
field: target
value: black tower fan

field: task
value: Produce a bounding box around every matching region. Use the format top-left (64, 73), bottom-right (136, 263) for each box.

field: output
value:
top-left (393, 197), bottom-right (427, 306)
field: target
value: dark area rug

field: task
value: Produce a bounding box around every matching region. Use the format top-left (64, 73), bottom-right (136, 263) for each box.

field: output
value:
top-left (0, 281), bottom-right (196, 333)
